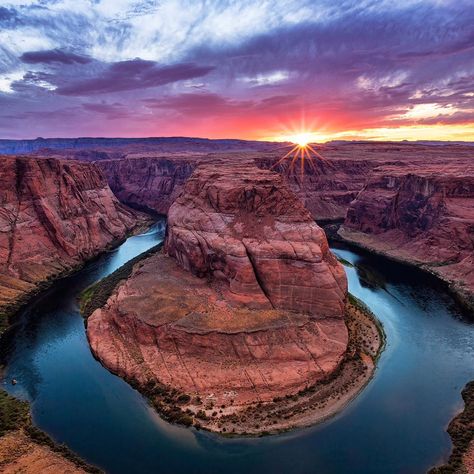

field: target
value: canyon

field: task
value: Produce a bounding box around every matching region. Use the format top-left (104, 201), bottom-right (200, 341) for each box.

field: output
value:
top-left (0, 139), bottom-right (472, 470)
top-left (85, 162), bottom-right (382, 434)
top-left (0, 155), bottom-right (147, 330)
top-left (89, 142), bottom-right (474, 311)
top-left (339, 162), bottom-right (474, 311)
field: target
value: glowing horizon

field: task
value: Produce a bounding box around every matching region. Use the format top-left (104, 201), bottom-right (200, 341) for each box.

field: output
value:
top-left (266, 123), bottom-right (474, 144)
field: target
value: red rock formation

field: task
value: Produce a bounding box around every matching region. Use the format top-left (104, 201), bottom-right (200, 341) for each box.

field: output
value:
top-left (165, 163), bottom-right (347, 317)
top-left (0, 156), bottom-right (146, 318)
top-left (98, 155), bottom-right (199, 215)
top-left (87, 253), bottom-right (349, 405)
top-left (340, 163), bottom-right (474, 310)
top-left (87, 163), bottom-right (348, 408)
top-left (98, 152), bottom-right (374, 221)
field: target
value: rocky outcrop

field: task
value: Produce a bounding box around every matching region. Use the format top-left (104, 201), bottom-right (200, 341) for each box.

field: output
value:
top-left (339, 163), bottom-right (474, 311)
top-left (165, 163), bottom-right (347, 316)
top-left (429, 381), bottom-right (474, 473)
top-left (87, 252), bottom-right (349, 406)
top-left (87, 163), bottom-right (349, 418)
top-left (0, 156), bottom-right (147, 322)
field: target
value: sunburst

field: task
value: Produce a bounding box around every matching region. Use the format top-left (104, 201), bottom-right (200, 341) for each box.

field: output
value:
top-left (272, 135), bottom-right (326, 175)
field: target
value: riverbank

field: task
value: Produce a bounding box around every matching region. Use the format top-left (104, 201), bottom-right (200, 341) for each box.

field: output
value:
top-left (430, 381), bottom-right (474, 474)
top-left (337, 227), bottom-right (474, 316)
top-left (0, 220), bottom-right (153, 338)
top-left (0, 390), bottom-right (101, 473)
top-left (0, 221), bottom-right (156, 474)
top-left (82, 245), bottom-right (384, 436)
top-left (196, 295), bottom-right (384, 436)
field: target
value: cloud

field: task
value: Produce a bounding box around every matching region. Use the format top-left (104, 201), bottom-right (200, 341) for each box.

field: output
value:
top-left (144, 92), bottom-right (298, 116)
top-left (0, 0), bottom-right (473, 139)
top-left (82, 101), bottom-right (131, 119)
top-left (20, 48), bottom-right (91, 65)
top-left (56, 59), bottom-right (214, 95)
top-left (0, 7), bottom-right (17, 24)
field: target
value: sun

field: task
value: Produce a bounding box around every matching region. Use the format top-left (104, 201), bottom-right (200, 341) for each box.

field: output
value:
top-left (272, 132), bottom-right (326, 176)
top-left (290, 133), bottom-right (313, 147)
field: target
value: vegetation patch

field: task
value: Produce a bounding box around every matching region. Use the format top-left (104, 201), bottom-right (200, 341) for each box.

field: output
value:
top-left (0, 389), bottom-right (29, 437)
top-left (335, 255), bottom-right (354, 267)
top-left (80, 243), bottom-right (163, 319)
top-left (430, 381), bottom-right (474, 474)
top-left (0, 388), bottom-right (102, 472)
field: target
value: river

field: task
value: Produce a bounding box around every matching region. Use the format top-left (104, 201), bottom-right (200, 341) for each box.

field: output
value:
top-left (1, 221), bottom-right (473, 474)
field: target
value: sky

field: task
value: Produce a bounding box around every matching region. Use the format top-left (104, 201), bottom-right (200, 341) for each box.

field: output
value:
top-left (0, 0), bottom-right (473, 142)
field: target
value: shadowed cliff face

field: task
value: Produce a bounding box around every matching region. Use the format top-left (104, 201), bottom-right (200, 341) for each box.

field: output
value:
top-left (95, 143), bottom-right (474, 223)
top-left (254, 156), bottom-right (375, 221)
top-left (165, 163), bottom-right (347, 317)
top-left (0, 156), bottom-right (146, 319)
top-left (97, 152), bottom-right (376, 221)
top-left (98, 156), bottom-right (199, 215)
top-left (340, 163), bottom-right (474, 310)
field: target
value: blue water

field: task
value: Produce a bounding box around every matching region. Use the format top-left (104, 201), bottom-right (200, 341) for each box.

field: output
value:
top-left (1, 225), bottom-right (473, 474)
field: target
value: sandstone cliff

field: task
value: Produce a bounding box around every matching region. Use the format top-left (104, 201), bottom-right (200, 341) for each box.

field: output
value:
top-left (87, 163), bottom-right (349, 412)
top-left (0, 156), bottom-right (146, 321)
top-left (340, 163), bottom-right (474, 311)
top-left (165, 163), bottom-right (347, 316)
top-left (98, 156), bottom-right (199, 215)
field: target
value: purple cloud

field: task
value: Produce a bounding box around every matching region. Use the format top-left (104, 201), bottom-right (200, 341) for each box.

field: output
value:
top-left (20, 49), bottom-right (91, 65)
top-left (0, 1), bottom-right (473, 139)
top-left (56, 60), bottom-right (214, 95)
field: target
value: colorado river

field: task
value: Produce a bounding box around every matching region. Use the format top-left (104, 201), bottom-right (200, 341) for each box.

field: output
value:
top-left (1, 222), bottom-right (473, 474)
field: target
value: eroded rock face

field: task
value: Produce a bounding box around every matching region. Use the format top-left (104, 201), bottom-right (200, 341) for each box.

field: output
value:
top-left (165, 163), bottom-right (347, 317)
top-left (96, 142), bottom-right (474, 223)
top-left (87, 163), bottom-right (349, 408)
top-left (0, 156), bottom-right (146, 316)
top-left (98, 156), bottom-right (199, 215)
top-left (340, 163), bottom-right (474, 310)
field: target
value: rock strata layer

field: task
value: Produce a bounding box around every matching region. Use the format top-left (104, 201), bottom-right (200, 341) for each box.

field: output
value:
top-left (165, 163), bottom-right (347, 316)
top-left (87, 163), bottom-right (349, 414)
top-left (0, 156), bottom-right (146, 320)
top-left (340, 163), bottom-right (474, 311)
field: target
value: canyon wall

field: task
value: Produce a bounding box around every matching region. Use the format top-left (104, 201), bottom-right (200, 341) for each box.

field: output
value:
top-left (340, 164), bottom-right (474, 310)
top-left (165, 163), bottom-right (347, 316)
top-left (98, 156), bottom-right (199, 215)
top-left (97, 152), bottom-right (377, 221)
top-left (0, 156), bottom-right (146, 320)
top-left (255, 155), bottom-right (376, 221)
top-left (96, 143), bottom-right (472, 222)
